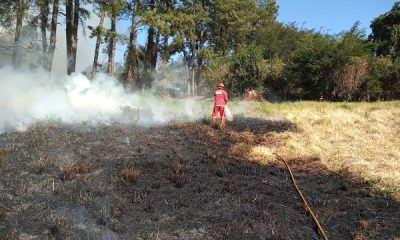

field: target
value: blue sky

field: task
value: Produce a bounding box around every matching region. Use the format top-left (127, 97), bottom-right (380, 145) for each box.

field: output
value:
top-left (112, 0), bottom-right (397, 63)
top-left (276, 0), bottom-right (396, 35)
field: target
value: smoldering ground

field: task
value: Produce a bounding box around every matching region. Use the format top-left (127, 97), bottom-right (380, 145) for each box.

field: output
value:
top-left (0, 115), bottom-right (399, 239)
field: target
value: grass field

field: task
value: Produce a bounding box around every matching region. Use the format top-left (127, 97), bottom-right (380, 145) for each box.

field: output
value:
top-left (244, 100), bottom-right (400, 197)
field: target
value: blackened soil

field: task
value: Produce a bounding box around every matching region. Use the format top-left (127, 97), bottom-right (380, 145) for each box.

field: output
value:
top-left (0, 119), bottom-right (399, 239)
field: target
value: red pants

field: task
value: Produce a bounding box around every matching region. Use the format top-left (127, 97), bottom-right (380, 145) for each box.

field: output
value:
top-left (212, 106), bottom-right (225, 117)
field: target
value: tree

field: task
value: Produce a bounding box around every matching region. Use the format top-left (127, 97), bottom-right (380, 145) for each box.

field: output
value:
top-left (365, 56), bottom-right (400, 100)
top-left (90, 0), bottom-right (106, 79)
top-left (176, 0), bottom-right (209, 95)
top-left (107, 0), bottom-right (117, 76)
top-left (250, 20), bottom-right (306, 100)
top-left (143, 24), bottom-right (157, 88)
top-left (65, 0), bottom-right (90, 75)
top-left (104, 0), bottom-right (126, 76)
top-left (65, 0), bottom-right (76, 74)
top-left (47, 0), bottom-right (59, 72)
top-left (140, 0), bottom-right (158, 89)
top-left (209, 0), bottom-right (277, 54)
top-left (330, 23), bottom-right (372, 100)
top-left (0, 0), bottom-right (15, 30)
top-left (331, 57), bottom-right (369, 101)
top-left (38, 0), bottom-right (50, 68)
top-left (253, 22), bottom-right (303, 60)
top-left (158, 0), bottom-right (174, 67)
top-left (0, 1), bottom-right (19, 61)
top-left (285, 32), bottom-right (337, 100)
top-left (144, 0), bottom-right (197, 92)
top-left (125, 0), bottom-right (140, 89)
top-left (12, 0), bottom-right (29, 67)
top-left (204, 0), bottom-right (278, 95)
top-left (227, 44), bottom-right (265, 96)
top-left (370, 2), bottom-right (400, 59)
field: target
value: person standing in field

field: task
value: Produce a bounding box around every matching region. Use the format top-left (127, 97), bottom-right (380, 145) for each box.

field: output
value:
top-left (210, 82), bottom-right (228, 129)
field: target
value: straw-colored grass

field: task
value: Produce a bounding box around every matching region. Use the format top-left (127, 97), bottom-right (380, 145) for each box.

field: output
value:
top-left (252, 101), bottom-right (400, 196)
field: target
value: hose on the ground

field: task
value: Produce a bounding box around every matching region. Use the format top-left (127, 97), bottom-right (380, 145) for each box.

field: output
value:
top-left (274, 154), bottom-right (329, 240)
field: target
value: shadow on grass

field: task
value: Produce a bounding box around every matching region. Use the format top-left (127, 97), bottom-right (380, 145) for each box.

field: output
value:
top-left (0, 119), bottom-right (398, 239)
top-left (228, 115), bottom-right (297, 134)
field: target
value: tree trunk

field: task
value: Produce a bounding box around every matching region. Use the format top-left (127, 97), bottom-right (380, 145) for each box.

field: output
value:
top-left (196, 55), bottom-right (203, 93)
top-left (39, 0), bottom-right (49, 68)
top-left (190, 40), bottom-right (196, 95)
top-left (160, 0), bottom-right (172, 67)
top-left (191, 65), bottom-right (195, 95)
top-left (12, 0), bottom-right (25, 67)
top-left (195, 27), bottom-right (205, 94)
top-left (66, 0), bottom-right (79, 75)
top-left (46, 0), bottom-right (59, 72)
top-left (47, 0), bottom-right (59, 72)
top-left (125, 0), bottom-right (139, 89)
top-left (72, 0), bottom-right (79, 72)
top-left (183, 51), bottom-right (191, 95)
top-left (144, 25), bottom-right (155, 89)
top-left (91, 8), bottom-right (105, 79)
top-left (65, 0), bottom-right (74, 74)
top-left (152, 29), bottom-right (159, 70)
top-left (107, 10), bottom-right (117, 76)
top-left (161, 34), bottom-right (169, 66)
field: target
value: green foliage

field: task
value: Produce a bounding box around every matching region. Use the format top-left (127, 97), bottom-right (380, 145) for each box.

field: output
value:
top-left (226, 44), bottom-right (265, 96)
top-left (336, 22), bottom-right (371, 63)
top-left (103, 0), bottom-right (127, 17)
top-left (204, 55), bottom-right (230, 90)
top-left (287, 32), bottom-right (337, 99)
top-left (206, 15), bottom-right (397, 101)
top-left (370, 2), bottom-right (400, 59)
top-left (366, 57), bottom-right (400, 100)
top-left (209, 0), bottom-right (278, 54)
top-left (253, 22), bottom-right (305, 60)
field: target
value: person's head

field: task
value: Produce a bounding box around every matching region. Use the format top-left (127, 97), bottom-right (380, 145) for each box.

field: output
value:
top-left (217, 82), bottom-right (224, 89)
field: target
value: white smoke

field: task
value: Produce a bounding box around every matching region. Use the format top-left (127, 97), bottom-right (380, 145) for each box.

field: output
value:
top-left (0, 66), bottom-right (203, 133)
top-left (225, 105), bottom-right (233, 121)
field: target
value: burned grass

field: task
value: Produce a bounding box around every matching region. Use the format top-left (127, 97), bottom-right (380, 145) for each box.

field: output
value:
top-left (0, 117), bottom-right (399, 239)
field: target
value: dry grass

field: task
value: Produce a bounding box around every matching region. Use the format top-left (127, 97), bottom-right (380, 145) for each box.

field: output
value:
top-left (228, 141), bottom-right (276, 165)
top-left (48, 213), bottom-right (71, 239)
top-left (253, 101), bottom-right (400, 196)
top-left (247, 145), bottom-right (276, 164)
top-left (120, 166), bottom-right (140, 184)
top-left (34, 156), bottom-right (55, 174)
top-left (0, 147), bottom-right (14, 154)
top-left (4, 227), bottom-right (18, 240)
top-left (110, 198), bottom-right (128, 218)
top-left (60, 161), bottom-right (90, 181)
top-left (170, 158), bottom-right (190, 188)
top-left (171, 158), bottom-right (186, 175)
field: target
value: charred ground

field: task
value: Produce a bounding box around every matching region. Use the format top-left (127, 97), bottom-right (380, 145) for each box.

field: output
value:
top-left (0, 117), bottom-right (399, 239)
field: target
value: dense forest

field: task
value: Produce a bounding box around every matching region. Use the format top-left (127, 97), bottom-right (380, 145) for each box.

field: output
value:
top-left (0, 0), bottom-right (400, 101)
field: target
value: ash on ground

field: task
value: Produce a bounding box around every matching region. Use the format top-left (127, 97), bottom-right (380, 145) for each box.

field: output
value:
top-left (0, 118), bottom-right (399, 239)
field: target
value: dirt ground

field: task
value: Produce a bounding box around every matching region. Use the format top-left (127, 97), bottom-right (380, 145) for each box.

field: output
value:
top-left (0, 116), bottom-right (399, 240)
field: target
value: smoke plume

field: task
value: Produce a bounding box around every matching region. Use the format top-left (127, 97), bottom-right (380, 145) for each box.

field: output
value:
top-left (0, 66), bottom-right (204, 133)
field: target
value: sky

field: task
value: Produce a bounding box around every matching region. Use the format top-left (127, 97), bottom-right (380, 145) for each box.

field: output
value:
top-left (276, 0), bottom-right (397, 35)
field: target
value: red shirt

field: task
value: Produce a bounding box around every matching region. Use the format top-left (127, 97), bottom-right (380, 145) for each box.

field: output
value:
top-left (214, 89), bottom-right (228, 106)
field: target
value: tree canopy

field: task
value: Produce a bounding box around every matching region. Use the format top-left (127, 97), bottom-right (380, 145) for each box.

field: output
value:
top-left (0, 0), bottom-right (400, 101)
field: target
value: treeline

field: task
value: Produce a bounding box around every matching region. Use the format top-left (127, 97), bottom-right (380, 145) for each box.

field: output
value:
top-left (0, 0), bottom-right (400, 101)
